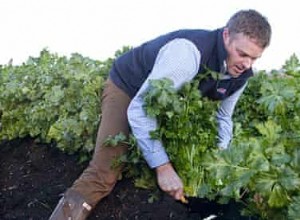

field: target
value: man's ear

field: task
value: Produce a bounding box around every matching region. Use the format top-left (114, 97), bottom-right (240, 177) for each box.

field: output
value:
top-left (223, 27), bottom-right (230, 44)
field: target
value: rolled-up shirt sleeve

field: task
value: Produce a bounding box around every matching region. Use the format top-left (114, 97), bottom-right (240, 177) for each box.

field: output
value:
top-left (127, 38), bottom-right (201, 168)
top-left (216, 83), bottom-right (247, 149)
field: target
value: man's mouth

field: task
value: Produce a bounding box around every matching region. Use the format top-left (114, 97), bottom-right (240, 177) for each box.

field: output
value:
top-left (228, 65), bottom-right (246, 77)
top-left (228, 65), bottom-right (243, 78)
top-left (235, 65), bottom-right (244, 72)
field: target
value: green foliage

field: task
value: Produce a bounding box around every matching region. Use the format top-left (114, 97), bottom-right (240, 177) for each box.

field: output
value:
top-left (142, 78), bottom-right (219, 196)
top-left (288, 196), bottom-right (300, 220)
top-left (1, 48), bottom-right (300, 220)
top-left (202, 119), bottom-right (300, 218)
top-left (200, 54), bottom-right (300, 219)
top-left (0, 49), bottom-right (111, 160)
top-left (282, 53), bottom-right (300, 78)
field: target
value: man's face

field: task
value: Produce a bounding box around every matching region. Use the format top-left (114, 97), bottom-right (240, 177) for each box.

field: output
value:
top-left (223, 28), bottom-right (264, 78)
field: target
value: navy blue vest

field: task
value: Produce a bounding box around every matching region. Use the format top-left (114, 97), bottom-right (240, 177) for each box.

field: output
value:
top-left (109, 28), bottom-right (253, 100)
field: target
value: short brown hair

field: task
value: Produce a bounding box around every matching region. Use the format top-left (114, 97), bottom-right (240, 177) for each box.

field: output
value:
top-left (226, 9), bottom-right (271, 48)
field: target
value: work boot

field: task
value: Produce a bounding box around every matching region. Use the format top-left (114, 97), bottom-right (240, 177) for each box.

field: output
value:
top-left (49, 189), bottom-right (92, 220)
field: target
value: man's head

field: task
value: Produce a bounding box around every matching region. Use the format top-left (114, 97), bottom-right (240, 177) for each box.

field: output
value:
top-left (223, 9), bottom-right (272, 77)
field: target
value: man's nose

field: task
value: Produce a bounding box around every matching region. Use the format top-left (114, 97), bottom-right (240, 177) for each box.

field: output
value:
top-left (243, 57), bottom-right (252, 69)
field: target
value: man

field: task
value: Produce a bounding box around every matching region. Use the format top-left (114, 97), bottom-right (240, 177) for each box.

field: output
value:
top-left (50, 9), bottom-right (271, 220)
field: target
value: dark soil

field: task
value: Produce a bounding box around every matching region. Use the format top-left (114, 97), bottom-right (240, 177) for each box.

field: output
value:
top-left (0, 138), bottom-right (254, 220)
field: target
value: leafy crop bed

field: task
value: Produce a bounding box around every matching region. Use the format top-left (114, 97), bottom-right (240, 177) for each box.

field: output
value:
top-left (1, 50), bottom-right (300, 219)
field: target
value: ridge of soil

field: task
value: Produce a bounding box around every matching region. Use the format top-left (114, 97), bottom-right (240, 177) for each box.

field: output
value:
top-left (0, 138), bottom-right (253, 220)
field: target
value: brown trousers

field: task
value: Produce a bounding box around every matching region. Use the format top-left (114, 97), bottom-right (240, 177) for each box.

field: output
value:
top-left (71, 79), bottom-right (131, 207)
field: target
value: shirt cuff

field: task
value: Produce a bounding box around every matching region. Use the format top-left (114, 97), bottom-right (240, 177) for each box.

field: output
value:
top-left (217, 142), bottom-right (229, 150)
top-left (143, 149), bottom-right (170, 168)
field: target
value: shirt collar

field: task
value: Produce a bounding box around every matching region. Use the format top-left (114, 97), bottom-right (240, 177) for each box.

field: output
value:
top-left (217, 28), bottom-right (228, 74)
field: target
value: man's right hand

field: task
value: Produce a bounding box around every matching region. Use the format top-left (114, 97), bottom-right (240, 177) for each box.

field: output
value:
top-left (155, 162), bottom-right (184, 201)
